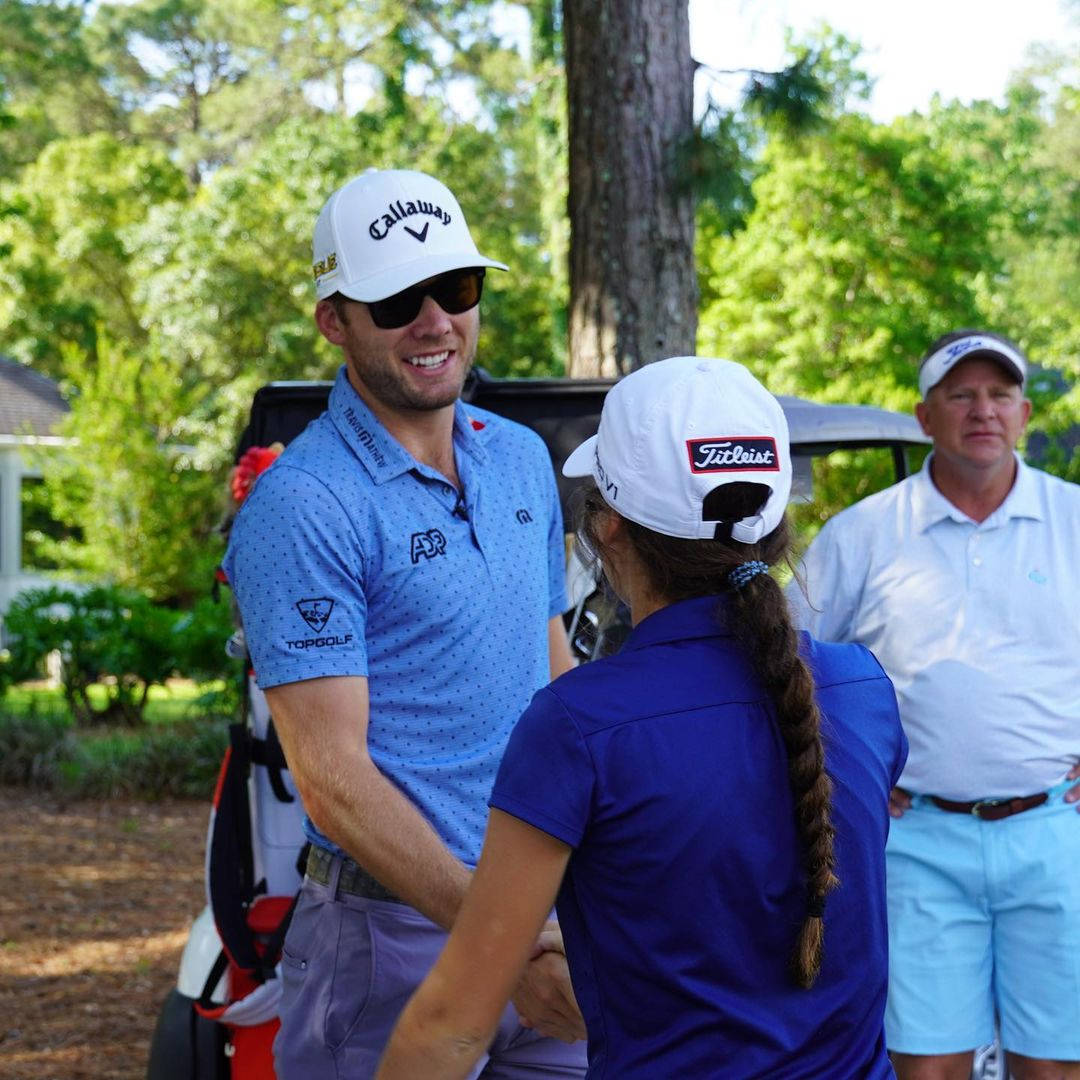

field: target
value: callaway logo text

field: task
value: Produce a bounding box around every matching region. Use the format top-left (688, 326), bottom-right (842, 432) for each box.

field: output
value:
top-left (411, 528), bottom-right (447, 564)
top-left (687, 438), bottom-right (779, 473)
top-left (369, 199), bottom-right (451, 242)
top-left (515, 508), bottom-right (533, 524)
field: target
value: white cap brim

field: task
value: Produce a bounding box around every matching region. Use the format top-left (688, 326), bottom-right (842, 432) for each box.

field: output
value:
top-left (562, 435), bottom-right (597, 478)
top-left (919, 336), bottom-right (1026, 398)
top-left (335, 252), bottom-right (509, 302)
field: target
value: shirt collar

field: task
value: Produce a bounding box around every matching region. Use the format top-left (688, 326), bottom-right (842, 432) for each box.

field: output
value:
top-left (911, 451), bottom-right (1042, 532)
top-left (327, 366), bottom-right (492, 483)
top-left (990, 455), bottom-right (1043, 524)
top-left (452, 397), bottom-right (493, 467)
top-left (621, 595), bottom-right (732, 653)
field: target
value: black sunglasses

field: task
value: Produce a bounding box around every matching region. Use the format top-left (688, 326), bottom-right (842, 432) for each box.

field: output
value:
top-left (366, 268), bottom-right (486, 330)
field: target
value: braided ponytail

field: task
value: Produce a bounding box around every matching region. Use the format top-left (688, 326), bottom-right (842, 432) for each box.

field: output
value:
top-left (578, 482), bottom-right (838, 988)
top-left (728, 543), bottom-right (838, 988)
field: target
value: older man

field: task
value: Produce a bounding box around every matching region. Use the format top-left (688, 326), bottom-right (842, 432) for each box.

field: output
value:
top-left (792, 330), bottom-right (1080, 1080)
top-left (224, 168), bottom-right (586, 1078)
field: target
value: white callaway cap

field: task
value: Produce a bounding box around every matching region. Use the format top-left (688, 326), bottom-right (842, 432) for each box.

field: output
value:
top-left (563, 356), bottom-right (792, 543)
top-left (918, 333), bottom-right (1027, 398)
top-left (312, 168), bottom-right (508, 302)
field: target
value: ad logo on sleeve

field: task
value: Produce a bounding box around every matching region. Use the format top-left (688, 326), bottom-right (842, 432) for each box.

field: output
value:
top-left (686, 437), bottom-right (780, 473)
top-left (286, 597), bottom-right (353, 651)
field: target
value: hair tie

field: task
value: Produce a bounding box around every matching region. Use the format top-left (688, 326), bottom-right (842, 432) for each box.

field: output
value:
top-left (728, 560), bottom-right (768, 590)
top-left (807, 893), bottom-right (827, 919)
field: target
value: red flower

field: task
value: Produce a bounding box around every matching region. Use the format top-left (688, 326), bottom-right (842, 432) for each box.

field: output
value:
top-left (230, 443), bottom-right (284, 504)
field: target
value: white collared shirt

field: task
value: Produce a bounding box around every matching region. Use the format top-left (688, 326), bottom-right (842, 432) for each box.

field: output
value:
top-left (791, 454), bottom-right (1080, 800)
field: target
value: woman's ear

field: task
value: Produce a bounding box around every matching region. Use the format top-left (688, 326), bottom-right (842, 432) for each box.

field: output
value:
top-left (597, 508), bottom-right (626, 549)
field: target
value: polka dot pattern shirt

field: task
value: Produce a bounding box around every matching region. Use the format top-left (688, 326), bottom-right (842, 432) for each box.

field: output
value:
top-left (223, 367), bottom-right (568, 866)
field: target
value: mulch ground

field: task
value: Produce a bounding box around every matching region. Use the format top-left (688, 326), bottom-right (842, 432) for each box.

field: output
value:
top-left (0, 789), bottom-right (209, 1079)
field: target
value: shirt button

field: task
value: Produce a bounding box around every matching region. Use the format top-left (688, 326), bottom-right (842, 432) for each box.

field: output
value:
top-left (973, 557), bottom-right (983, 567)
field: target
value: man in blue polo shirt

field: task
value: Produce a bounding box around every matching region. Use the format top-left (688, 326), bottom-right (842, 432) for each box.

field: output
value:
top-left (223, 168), bottom-right (586, 1079)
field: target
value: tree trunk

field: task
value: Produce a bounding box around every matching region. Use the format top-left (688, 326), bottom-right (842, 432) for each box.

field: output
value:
top-left (564, 0), bottom-right (697, 377)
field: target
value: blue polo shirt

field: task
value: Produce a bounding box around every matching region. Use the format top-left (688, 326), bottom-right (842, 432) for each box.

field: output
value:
top-left (223, 367), bottom-right (567, 866)
top-left (491, 595), bottom-right (907, 1078)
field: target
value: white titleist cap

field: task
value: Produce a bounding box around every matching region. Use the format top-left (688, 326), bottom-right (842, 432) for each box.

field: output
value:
top-left (311, 168), bottom-right (508, 301)
top-left (918, 333), bottom-right (1027, 398)
top-left (563, 356), bottom-right (792, 543)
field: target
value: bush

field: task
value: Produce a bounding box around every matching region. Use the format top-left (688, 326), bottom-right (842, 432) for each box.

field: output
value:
top-left (172, 594), bottom-right (244, 714)
top-left (0, 701), bottom-right (77, 787)
top-left (4, 585), bottom-right (241, 726)
top-left (60, 722), bottom-right (229, 799)
top-left (0, 704), bottom-right (228, 798)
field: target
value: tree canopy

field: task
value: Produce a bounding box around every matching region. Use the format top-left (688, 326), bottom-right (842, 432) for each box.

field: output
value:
top-left (2, 0), bottom-right (1076, 598)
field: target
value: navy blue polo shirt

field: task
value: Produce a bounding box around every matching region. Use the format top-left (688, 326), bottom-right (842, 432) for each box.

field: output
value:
top-left (223, 367), bottom-right (567, 866)
top-left (491, 595), bottom-right (906, 1078)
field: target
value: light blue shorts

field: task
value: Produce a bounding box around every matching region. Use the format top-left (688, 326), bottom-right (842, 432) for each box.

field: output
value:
top-left (884, 779), bottom-right (1080, 1059)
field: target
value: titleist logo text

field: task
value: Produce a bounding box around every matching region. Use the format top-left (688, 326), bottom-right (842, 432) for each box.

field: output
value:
top-left (687, 437), bottom-right (780, 473)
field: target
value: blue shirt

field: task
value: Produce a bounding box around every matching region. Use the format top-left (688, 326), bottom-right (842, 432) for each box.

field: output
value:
top-left (224, 367), bottom-right (567, 866)
top-left (491, 595), bottom-right (907, 1079)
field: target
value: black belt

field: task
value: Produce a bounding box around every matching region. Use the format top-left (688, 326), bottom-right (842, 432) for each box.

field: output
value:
top-left (305, 846), bottom-right (403, 903)
top-left (928, 791), bottom-right (1049, 821)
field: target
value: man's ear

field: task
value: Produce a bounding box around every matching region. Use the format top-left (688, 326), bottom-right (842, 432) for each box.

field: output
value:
top-left (914, 399), bottom-right (932, 437)
top-left (315, 299), bottom-right (348, 346)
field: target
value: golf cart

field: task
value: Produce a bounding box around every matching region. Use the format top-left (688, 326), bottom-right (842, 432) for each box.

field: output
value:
top-left (147, 368), bottom-right (944, 1079)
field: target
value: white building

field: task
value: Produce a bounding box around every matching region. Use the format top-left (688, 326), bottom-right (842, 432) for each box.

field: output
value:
top-left (0, 357), bottom-right (71, 635)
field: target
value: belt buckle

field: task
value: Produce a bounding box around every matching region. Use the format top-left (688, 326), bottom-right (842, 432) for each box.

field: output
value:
top-left (970, 798), bottom-right (1003, 819)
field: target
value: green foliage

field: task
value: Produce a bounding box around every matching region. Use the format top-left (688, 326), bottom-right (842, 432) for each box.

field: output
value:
top-left (743, 49), bottom-right (833, 135)
top-left (0, 132), bottom-right (187, 374)
top-left (1, 2), bottom-right (1076, 562)
top-left (3, 585), bottom-right (239, 726)
top-left (691, 29), bottom-right (873, 237)
top-left (0, 0), bottom-right (119, 177)
top-left (0, 700), bottom-right (75, 786)
top-left (699, 114), bottom-right (994, 411)
top-left (696, 112), bottom-right (1002, 523)
top-left (32, 334), bottom-right (225, 602)
top-left (910, 70), bottom-right (1080, 481)
top-left (59, 720), bottom-right (228, 798)
top-left (172, 596), bottom-right (240, 684)
top-left (0, 700), bottom-right (228, 797)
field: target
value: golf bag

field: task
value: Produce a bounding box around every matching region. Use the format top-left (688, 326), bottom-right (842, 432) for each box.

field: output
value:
top-left (191, 671), bottom-right (308, 1076)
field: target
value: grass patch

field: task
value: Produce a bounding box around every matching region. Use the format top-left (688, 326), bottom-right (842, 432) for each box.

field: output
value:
top-left (1, 681), bottom-right (232, 799)
top-left (59, 721), bottom-right (228, 799)
top-left (3, 679), bottom-right (236, 726)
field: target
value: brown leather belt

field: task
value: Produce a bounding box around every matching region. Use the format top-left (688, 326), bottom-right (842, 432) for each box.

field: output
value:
top-left (306, 846), bottom-right (402, 903)
top-left (929, 792), bottom-right (1048, 821)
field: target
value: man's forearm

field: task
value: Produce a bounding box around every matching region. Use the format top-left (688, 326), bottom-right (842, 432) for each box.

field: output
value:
top-left (301, 753), bottom-right (472, 930)
top-left (266, 677), bottom-right (474, 929)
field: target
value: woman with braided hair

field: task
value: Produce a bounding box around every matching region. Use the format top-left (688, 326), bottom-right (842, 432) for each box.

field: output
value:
top-left (378, 357), bottom-right (907, 1080)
